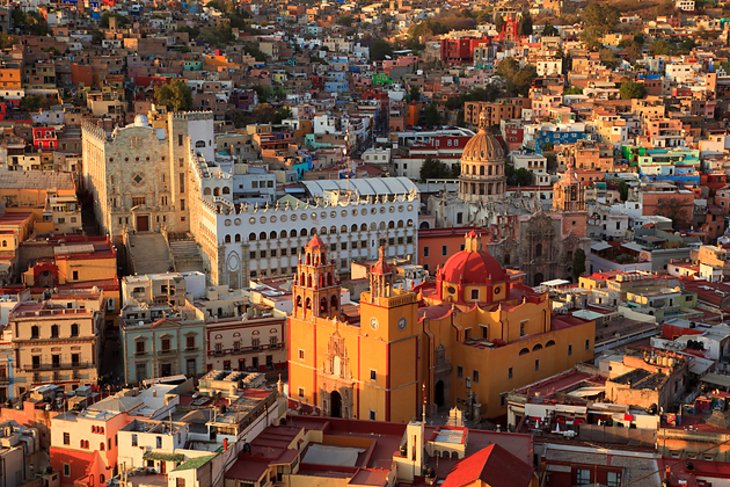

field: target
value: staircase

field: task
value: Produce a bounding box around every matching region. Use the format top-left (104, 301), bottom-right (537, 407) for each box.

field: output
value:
top-left (168, 236), bottom-right (205, 273)
top-left (127, 232), bottom-right (174, 275)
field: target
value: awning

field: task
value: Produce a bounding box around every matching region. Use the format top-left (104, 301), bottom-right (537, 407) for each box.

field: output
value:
top-left (701, 373), bottom-right (730, 389)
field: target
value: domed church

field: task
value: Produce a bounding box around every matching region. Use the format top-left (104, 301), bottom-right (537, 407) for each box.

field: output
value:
top-left (427, 111), bottom-right (590, 286)
top-left (288, 231), bottom-right (596, 423)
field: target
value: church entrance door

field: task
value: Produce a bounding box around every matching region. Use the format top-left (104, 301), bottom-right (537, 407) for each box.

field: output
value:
top-left (330, 391), bottom-right (342, 418)
top-left (136, 215), bottom-right (149, 232)
top-left (435, 380), bottom-right (445, 408)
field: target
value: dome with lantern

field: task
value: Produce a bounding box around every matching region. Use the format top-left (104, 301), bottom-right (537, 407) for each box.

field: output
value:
top-left (435, 231), bottom-right (510, 305)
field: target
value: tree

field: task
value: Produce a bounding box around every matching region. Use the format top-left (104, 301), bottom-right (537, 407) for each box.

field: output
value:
top-left (599, 49), bottom-right (620, 70)
top-left (649, 40), bottom-right (671, 56)
top-left (565, 86), bottom-right (583, 95)
top-left (619, 81), bottom-right (646, 100)
top-left (495, 57), bottom-right (537, 97)
top-left (154, 80), bottom-right (193, 111)
top-left (617, 181), bottom-right (629, 202)
top-left (581, 3), bottom-right (619, 34)
top-left (0, 33), bottom-right (14, 50)
top-left (420, 157), bottom-right (455, 180)
top-left (542, 24), bottom-right (559, 36)
top-left (572, 248), bottom-right (586, 281)
top-left (20, 95), bottom-right (46, 112)
top-left (519, 12), bottom-right (533, 36)
top-left (337, 15), bottom-right (354, 27)
top-left (370, 38), bottom-right (393, 61)
top-left (420, 103), bottom-right (442, 128)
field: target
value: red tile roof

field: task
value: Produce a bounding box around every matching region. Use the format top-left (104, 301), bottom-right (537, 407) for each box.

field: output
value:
top-left (441, 444), bottom-right (534, 487)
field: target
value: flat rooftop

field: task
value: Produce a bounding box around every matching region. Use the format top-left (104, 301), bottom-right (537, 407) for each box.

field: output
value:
top-left (0, 171), bottom-right (75, 190)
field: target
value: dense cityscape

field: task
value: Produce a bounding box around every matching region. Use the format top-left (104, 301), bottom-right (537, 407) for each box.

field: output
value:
top-left (0, 0), bottom-right (729, 485)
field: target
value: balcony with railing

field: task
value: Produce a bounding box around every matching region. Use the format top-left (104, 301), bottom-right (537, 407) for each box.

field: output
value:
top-left (208, 343), bottom-right (283, 357)
top-left (22, 362), bottom-right (94, 372)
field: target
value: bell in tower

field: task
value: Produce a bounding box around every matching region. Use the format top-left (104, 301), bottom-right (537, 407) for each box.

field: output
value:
top-left (369, 245), bottom-right (393, 302)
top-left (292, 234), bottom-right (341, 320)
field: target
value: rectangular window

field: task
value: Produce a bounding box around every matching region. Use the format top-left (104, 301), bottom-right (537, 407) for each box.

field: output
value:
top-left (298, 387), bottom-right (304, 398)
top-left (508, 367), bottom-right (513, 379)
top-left (64, 464), bottom-right (70, 477)
top-left (457, 366), bottom-right (463, 378)
top-left (252, 338), bottom-right (260, 349)
top-left (370, 369), bottom-right (377, 381)
top-left (535, 359), bottom-right (540, 371)
top-left (63, 432), bottom-right (70, 445)
top-left (186, 336), bottom-right (195, 350)
top-left (520, 320), bottom-right (527, 336)
top-left (269, 336), bottom-right (278, 347)
top-left (298, 349), bottom-right (305, 360)
top-left (369, 410), bottom-right (376, 421)
top-left (473, 370), bottom-right (479, 383)
top-left (576, 469), bottom-right (591, 484)
top-left (568, 344), bottom-right (573, 355)
top-left (471, 289), bottom-right (479, 300)
top-left (131, 434), bottom-right (138, 447)
top-left (132, 196), bottom-right (145, 207)
top-left (606, 472), bottom-right (620, 487)
top-left (178, 134), bottom-right (183, 146)
top-left (441, 245), bottom-right (447, 256)
top-left (72, 271), bottom-right (79, 281)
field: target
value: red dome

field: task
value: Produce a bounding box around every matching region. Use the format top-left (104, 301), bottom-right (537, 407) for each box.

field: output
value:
top-left (440, 248), bottom-right (506, 285)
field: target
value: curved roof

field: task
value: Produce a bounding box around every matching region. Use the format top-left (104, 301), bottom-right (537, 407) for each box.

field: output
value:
top-left (461, 127), bottom-right (505, 163)
top-left (302, 177), bottom-right (418, 198)
top-left (440, 231), bottom-right (507, 286)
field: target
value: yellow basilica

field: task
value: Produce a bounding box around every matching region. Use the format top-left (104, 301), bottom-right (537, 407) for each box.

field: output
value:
top-left (288, 232), bottom-right (595, 422)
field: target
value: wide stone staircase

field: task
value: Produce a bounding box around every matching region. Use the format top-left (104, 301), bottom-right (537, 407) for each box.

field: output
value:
top-left (126, 232), bottom-right (174, 275)
top-left (168, 234), bottom-right (205, 273)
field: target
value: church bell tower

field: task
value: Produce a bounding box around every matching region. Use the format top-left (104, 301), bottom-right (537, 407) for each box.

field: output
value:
top-left (292, 234), bottom-right (340, 320)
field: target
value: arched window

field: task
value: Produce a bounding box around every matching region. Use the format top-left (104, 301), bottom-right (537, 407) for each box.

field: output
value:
top-left (300, 228), bottom-right (308, 237)
top-left (203, 187), bottom-right (211, 196)
top-left (319, 297), bottom-right (328, 314)
top-left (504, 253), bottom-right (511, 265)
top-left (224, 235), bottom-right (231, 243)
top-left (280, 230), bottom-right (287, 238)
top-left (71, 324), bottom-right (79, 337)
top-left (305, 298), bottom-right (311, 310)
top-left (270, 231), bottom-right (277, 239)
top-left (319, 274), bottom-right (325, 287)
top-left (31, 326), bottom-right (39, 339)
top-left (331, 295), bottom-right (338, 310)
top-left (330, 226), bottom-right (336, 234)
top-left (320, 226), bottom-right (327, 235)
top-left (290, 229), bottom-right (297, 238)
top-left (351, 224), bottom-right (357, 232)
top-left (397, 220), bottom-right (404, 228)
top-left (388, 221), bottom-right (395, 229)
top-left (341, 225), bottom-right (347, 233)
top-left (213, 187), bottom-right (221, 196)
top-left (222, 187), bottom-right (230, 194)
top-left (195, 140), bottom-right (206, 148)
top-left (51, 324), bottom-right (59, 338)
top-left (532, 344), bottom-right (543, 352)
top-left (300, 273), bottom-right (306, 285)
top-left (235, 234), bottom-right (241, 242)
top-left (545, 340), bottom-right (556, 347)
top-left (259, 232), bottom-right (267, 240)
top-left (360, 224), bottom-right (367, 231)
top-left (296, 296), bottom-right (302, 308)
top-left (306, 254), bottom-right (311, 265)
top-left (307, 274), bottom-right (312, 287)
top-left (249, 233), bottom-right (256, 241)
top-left (519, 348), bottom-right (529, 356)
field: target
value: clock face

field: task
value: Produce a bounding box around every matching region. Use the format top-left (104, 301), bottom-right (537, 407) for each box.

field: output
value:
top-left (398, 318), bottom-right (407, 330)
top-left (370, 317), bottom-right (379, 330)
